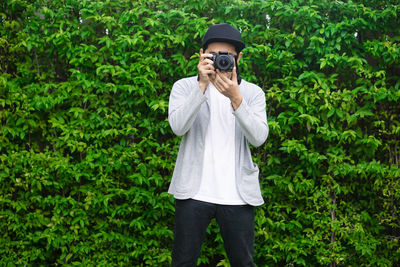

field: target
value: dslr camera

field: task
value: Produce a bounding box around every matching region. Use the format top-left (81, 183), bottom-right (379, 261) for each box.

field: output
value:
top-left (211, 51), bottom-right (235, 72)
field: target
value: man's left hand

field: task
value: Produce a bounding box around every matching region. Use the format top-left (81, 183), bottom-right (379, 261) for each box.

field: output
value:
top-left (213, 67), bottom-right (243, 110)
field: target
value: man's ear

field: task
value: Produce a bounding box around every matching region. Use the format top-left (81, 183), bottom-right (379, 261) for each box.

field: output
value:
top-left (237, 52), bottom-right (243, 64)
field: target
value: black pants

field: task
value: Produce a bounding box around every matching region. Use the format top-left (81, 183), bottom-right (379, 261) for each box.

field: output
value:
top-left (171, 199), bottom-right (256, 267)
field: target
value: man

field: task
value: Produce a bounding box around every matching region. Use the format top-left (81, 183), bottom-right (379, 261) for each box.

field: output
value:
top-left (168, 23), bottom-right (269, 266)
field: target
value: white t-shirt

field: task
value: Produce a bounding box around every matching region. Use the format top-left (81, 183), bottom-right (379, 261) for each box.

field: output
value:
top-left (192, 82), bottom-right (246, 205)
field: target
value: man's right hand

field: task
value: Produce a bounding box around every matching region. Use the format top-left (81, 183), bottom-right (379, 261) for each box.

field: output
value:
top-left (197, 48), bottom-right (215, 94)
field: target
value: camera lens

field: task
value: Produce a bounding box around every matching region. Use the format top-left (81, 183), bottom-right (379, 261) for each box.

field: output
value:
top-left (216, 55), bottom-right (233, 71)
top-left (220, 59), bottom-right (228, 67)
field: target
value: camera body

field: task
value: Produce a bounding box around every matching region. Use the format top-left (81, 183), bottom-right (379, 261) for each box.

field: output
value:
top-left (211, 51), bottom-right (235, 72)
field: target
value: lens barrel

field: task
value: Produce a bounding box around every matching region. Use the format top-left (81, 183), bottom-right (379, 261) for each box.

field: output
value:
top-left (213, 51), bottom-right (234, 72)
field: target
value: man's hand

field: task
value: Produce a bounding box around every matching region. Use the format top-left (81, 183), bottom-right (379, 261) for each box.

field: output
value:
top-left (214, 67), bottom-right (243, 110)
top-left (197, 48), bottom-right (215, 94)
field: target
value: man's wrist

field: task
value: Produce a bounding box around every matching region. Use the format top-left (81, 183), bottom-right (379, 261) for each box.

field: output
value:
top-left (199, 81), bottom-right (208, 94)
top-left (230, 93), bottom-right (242, 110)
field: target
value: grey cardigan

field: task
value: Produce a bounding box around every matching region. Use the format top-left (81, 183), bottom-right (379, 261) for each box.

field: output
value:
top-left (168, 76), bottom-right (269, 206)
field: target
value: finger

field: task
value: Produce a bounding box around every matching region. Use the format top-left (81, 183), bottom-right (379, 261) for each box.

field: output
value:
top-left (215, 73), bottom-right (228, 90)
top-left (214, 71), bottom-right (222, 83)
top-left (199, 61), bottom-right (215, 71)
top-left (198, 71), bottom-right (215, 78)
top-left (232, 67), bottom-right (237, 83)
top-left (199, 64), bottom-right (215, 72)
top-left (209, 73), bottom-right (216, 81)
top-left (198, 62), bottom-right (213, 72)
top-left (204, 64), bottom-right (214, 71)
top-left (199, 58), bottom-right (214, 65)
top-left (214, 81), bottom-right (224, 93)
top-left (202, 70), bottom-right (215, 75)
top-left (216, 70), bottom-right (232, 84)
top-left (214, 81), bottom-right (228, 96)
top-left (200, 53), bottom-right (214, 61)
top-left (199, 49), bottom-right (204, 63)
top-left (213, 73), bottom-right (221, 86)
top-left (215, 70), bottom-right (227, 85)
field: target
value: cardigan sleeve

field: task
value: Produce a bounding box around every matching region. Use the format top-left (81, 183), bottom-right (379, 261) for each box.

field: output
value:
top-left (233, 89), bottom-right (269, 147)
top-left (168, 79), bottom-right (208, 136)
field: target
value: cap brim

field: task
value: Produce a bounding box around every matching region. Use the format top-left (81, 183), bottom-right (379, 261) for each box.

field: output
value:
top-left (203, 38), bottom-right (245, 53)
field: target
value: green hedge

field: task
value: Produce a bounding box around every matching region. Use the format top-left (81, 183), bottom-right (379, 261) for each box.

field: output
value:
top-left (1, 0), bottom-right (399, 266)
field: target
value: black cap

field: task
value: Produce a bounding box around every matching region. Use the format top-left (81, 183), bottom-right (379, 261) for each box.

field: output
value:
top-left (202, 23), bottom-right (245, 53)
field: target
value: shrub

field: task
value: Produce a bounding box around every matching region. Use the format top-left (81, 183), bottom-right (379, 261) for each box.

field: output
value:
top-left (1, 0), bottom-right (399, 266)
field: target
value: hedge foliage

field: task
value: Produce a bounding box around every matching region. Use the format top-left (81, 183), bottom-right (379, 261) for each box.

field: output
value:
top-left (1, 0), bottom-right (400, 266)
